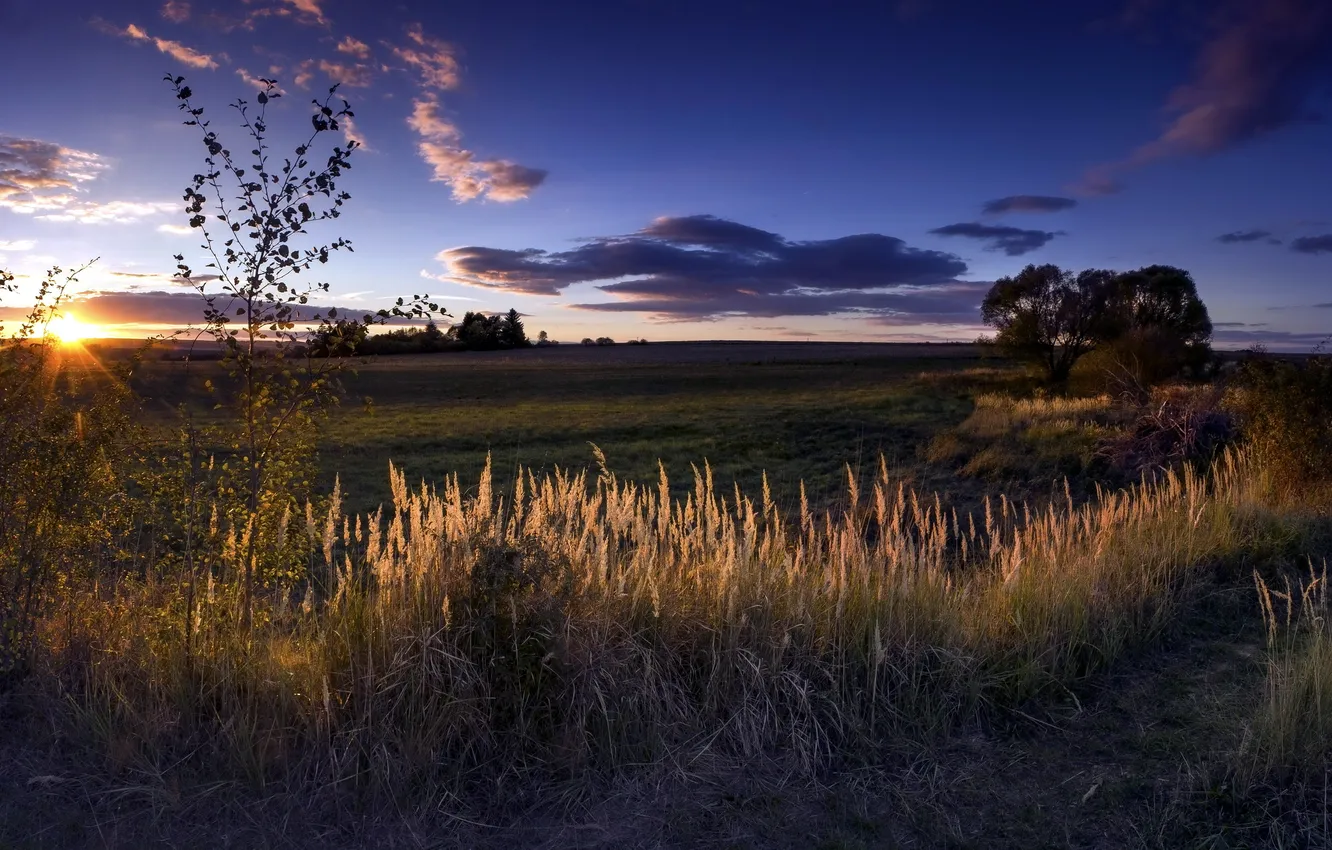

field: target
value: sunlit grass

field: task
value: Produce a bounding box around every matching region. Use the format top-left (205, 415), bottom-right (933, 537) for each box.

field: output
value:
top-left (40, 444), bottom-right (1286, 809)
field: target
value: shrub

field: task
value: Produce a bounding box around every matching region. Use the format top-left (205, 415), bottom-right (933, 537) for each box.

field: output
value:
top-left (1228, 354), bottom-right (1332, 487)
top-left (0, 266), bottom-right (135, 684)
top-left (1072, 326), bottom-right (1212, 399)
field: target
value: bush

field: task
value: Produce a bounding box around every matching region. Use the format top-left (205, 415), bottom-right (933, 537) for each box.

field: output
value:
top-left (1095, 384), bottom-right (1234, 477)
top-left (1228, 354), bottom-right (1332, 486)
top-left (1072, 326), bottom-right (1213, 399)
top-left (0, 267), bottom-right (135, 685)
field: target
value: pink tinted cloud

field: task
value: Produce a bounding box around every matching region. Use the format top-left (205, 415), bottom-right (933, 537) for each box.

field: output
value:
top-left (1077, 0), bottom-right (1331, 191)
top-left (124, 23), bottom-right (218, 69)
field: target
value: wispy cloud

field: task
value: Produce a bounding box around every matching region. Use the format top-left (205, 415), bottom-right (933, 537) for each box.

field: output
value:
top-left (0, 240), bottom-right (36, 251)
top-left (1, 135), bottom-right (106, 208)
top-left (1079, 0), bottom-right (1332, 190)
top-left (390, 23), bottom-right (461, 89)
top-left (336, 35), bottom-right (370, 59)
top-left (981, 195), bottom-right (1077, 215)
top-left (280, 0), bottom-right (327, 25)
top-left (235, 67), bottom-right (280, 92)
top-left (157, 223), bottom-right (193, 235)
top-left (35, 201), bottom-right (177, 225)
top-left (408, 94), bottom-right (547, 202)
top-left (160, 0), bottom-right (190, 23)
top-left (1216, 229), bottom-right (1282, 245)
top-left (1213, 328), bottom-right (1331, 351)
top-left (1, 135), bottom-right (175, 224)
top-left (340, 114), bottom-right (370, 151)
top-left (318, 59), bottom-right (375, 87)
top-left (124, 22), bottom-right (218, 69)
top-left (0, 289), bottom-right (389, 330)
top-left (928, 222), bottom-right (1064, 256)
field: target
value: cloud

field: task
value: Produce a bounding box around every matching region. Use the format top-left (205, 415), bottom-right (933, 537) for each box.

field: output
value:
top-left (1212, 328), bottom-right (1331, 351)
top-left (928, 222), bottom-right (1063, 256)
top-left (981, 195), bottom-right (1078, 215)
top-left (106, 270), bottom-right (219, 287)
top-left (407, 96), bottom-right (547, 202)
top-left (337, 36), bottom-right (370, 59)
top-left (1068, 168), bottom-right (1124, 197)
top-left (1080, 0), bottom-right (1332, 189)
top-left (0, 134), bottom-right (178, 224)
top-left (0, 289), bottom-right (387, 328)
top-left (292, 59), bottom-right (315, 88)
top-left (157, 223), bottom-right (193, 235)
top-left (161, 0), bottom-right (190, 23)
top-left (407, 96), bottom-right (458, 137)
top-left (124, 22), bottom-right (218, 69)
top-left (226, 0), bottom-right (325, 32)
top-left (340, 114), bottom-right (370, 151)
top-left (35, 201), bottom-right (177, 225)
top-left (1291, 234), bottom-right (1332, 254)
top-left (391, 23), bottom-right (461, 89)
top-left (235, 68), bottom-right (282, 92)
top-left (0, 240), bottom-right (36, 251)
top-left (280, 0), bottom-right (326, 25)
top-left (0, 135), bottom-right (106, 207)
top-left (1141, 0), bottom-right (1331, 158)
top-left (318, 59), bottom-right (375, 87)
top-left (438, 214), bottom-right (977, 321)
top-left (0, 135), bottom-right (112, 213)
top-left (476, 161), bottom-right (548, 201)
top-left (1216, 229), bottom-right (1282, 245)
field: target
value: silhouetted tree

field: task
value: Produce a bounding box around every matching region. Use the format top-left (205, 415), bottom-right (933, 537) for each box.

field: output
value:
top-left (981, 264), bottom-right (1112, 382)
top-left (1107, 265), bottom-right (1212, 346)
top-left (500, 308), bottom-right (529, 347)
top-left (422, 319), bottom-right (445, 348)
top-left (168, 74), bottom-right (439, 628)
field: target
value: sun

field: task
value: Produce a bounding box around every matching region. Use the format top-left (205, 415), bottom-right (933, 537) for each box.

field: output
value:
top-left (46, 314), bottom-right (94, 343)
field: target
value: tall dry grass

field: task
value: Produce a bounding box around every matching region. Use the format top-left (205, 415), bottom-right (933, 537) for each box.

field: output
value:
top-left (36, 446), bottom-right (1279, 808)
top-left (1252, 562), bottom-right (1332, 783)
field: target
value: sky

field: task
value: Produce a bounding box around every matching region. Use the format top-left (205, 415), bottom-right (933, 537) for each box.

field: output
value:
top-left (0, 0), bottom-right (1330, 348)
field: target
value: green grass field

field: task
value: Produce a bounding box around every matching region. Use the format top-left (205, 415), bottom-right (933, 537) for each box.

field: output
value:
top-left (130, 341), bottom-right (1025, 514)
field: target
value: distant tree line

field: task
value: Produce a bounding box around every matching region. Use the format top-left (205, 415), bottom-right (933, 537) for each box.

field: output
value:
top-left (981, 264), bottom-right (1213, 384)
top-left (308, 308), bottom-right (536, 356)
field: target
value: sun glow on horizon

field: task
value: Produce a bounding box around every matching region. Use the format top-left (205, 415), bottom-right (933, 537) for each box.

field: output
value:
top-left (46, 314), bottom-right (95, 343)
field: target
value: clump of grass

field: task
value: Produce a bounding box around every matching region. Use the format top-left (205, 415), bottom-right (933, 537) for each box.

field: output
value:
top-left (36, 446), bottom-right (1279, 814)
top-left (1251, 562), bottom-right (1332, 782)
top-left (924, 393), bottom-right (1127, 487)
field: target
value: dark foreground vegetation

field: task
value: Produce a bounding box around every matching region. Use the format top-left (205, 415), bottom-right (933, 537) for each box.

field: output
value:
top-left (3, 75), bottom-right (1332, 849)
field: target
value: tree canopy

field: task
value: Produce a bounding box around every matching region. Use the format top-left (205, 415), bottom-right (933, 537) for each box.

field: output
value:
top-left (981, 263), bottom-right (1213, 382)
top-left (981, 264), bottom-right (1111, 382)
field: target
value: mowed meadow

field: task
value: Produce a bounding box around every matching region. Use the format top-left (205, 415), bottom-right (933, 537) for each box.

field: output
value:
top-left (5, 335), bottom-right (1332, 849)
top-left (125, 342), bottom-right (1011, 515)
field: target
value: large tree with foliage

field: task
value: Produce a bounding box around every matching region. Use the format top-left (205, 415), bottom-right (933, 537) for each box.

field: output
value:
top-left (981, 264), bottom-right (1113, 382)
top-left (1106, 265), bottom-right (1212, 345)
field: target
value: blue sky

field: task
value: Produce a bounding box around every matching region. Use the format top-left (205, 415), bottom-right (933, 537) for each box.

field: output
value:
top-left (0, 0), bottom-right (1329, 347)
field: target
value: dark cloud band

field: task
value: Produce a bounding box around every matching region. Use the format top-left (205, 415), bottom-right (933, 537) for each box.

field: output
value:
top-left (439, 214), bottom-right (979, 321)
top-left (981, 195), bottom-right (1077, 215)
top-left (928, 222), bottom-right (1063, 256)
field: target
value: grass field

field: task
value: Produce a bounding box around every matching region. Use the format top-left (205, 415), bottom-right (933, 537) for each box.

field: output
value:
top-left (129, 342), bottom-right (1028, 514)
top-left (5, 340), bottom-right (1332, 849)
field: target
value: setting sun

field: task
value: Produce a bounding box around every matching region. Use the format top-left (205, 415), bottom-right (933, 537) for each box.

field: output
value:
top-left (46, 314), bottom-right (94, 343)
